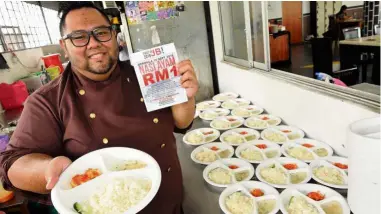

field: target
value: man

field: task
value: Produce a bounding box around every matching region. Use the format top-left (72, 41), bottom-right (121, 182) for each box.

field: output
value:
top-left (0, 2), bottom-right (197, 213)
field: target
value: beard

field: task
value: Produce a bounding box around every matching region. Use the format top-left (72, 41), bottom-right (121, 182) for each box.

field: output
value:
top-left (86, 55), bottom-right (116, 75)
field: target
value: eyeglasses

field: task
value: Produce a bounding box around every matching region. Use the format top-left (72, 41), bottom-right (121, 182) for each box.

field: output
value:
top-left (62, 26), bottom-right (113, 47)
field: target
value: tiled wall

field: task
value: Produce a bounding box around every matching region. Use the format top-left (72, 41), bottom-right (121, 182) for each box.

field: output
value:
top-left (363, 1), bottom-right (381, 36)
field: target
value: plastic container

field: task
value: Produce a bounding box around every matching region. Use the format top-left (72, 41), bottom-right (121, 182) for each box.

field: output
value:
top-left (0, 81), bottom-right (28, 110)
top-left (41, 54), bottom-right (64, 74)
top-left (347, 117), bottom-right (380, 214)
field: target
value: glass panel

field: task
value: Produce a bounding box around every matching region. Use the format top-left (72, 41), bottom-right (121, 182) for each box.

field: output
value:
top-left (0, 45), bottom-right (4, 53)
top-left (219, 1), bottom-right (248, 60)
top-left (17, 35), bottom-right (23, 43)
top-left (4, 35), bottom-right (11, 44)
top-left (10, 35), bottom-right (17, 43)
top-left (250, 1), bottom-right (265, 63)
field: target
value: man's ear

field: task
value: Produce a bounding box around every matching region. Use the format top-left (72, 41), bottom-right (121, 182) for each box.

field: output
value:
top-left (59, 39), bottom-right (69, 59)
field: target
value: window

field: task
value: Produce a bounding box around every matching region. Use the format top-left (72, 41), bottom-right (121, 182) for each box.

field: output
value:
top-left (219, 1), bottom-right (269, 69)
top-left (0, 1), bottom-right (54, 52)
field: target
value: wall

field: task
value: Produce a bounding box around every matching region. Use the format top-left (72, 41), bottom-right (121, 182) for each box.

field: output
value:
top-left (209, 1), bottom-right (379, 157)
top-left (0, 48), bottom-right (44, 84)
top-left (268, 1), bottom-right (310, 19)
top-left (345, 1), bottom-right (364, 7)
top-left (127, 2), bottom-right (214, 102)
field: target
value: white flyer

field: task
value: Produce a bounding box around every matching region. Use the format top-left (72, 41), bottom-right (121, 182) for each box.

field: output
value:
top-left (130, 43), bottom-right (188, 112)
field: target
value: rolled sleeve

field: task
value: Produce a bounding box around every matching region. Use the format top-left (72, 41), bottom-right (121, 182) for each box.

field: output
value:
top-left (0, 92), bottom-right (63, 189)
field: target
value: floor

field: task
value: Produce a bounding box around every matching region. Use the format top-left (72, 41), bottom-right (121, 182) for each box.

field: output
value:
top-left (272, 43), bottom-right (377, 86)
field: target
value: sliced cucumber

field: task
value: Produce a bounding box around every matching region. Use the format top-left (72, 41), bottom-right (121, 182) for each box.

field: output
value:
top-left (73, 202), bottom-right (91, 214)
top-left (288, 196), bottom-right (295, 206)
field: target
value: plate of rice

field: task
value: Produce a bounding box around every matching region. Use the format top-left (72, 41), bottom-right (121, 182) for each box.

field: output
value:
top-left (210, 116), bottom-right (245, 131)
top-left (235, 140), bottom-right (282, 164)
top-left (196, 100), bottom-right (221, 111)
top-left (191, 142), bottom-right (235, 165)
top-left (256, 157), bottom-right (312, 189)
top-left (213, 92), bottom-right (239, 102)
top-left (199, 108), bottom-right (230, 121)
top-left (281, 138), bottom-right (333, 163)
top-left (51, 147), bottom-right (161, 214)
top-left (220, 128), bottom-right (261, 146)
top-left (279, 183), bottom-right (350, 214)
top-left (203, 158), bottom-right (255, 188)
top-left (244, 115), bottom-right (282, 130)
top-left (231, 105), bottom-right (264, 118)
top-left (309, 157), bottom-right (348, 189)
top-left (219, 181), bottom-right (280, 214)
top-left (183, 128), bottom-right (220, 146)
top-left (221, 98), bottom-right (251, 110)
top-left (261, 126), bottom-right (304, 144)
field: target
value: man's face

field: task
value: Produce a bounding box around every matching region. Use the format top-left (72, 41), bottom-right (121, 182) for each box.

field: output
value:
top-left (60, 8), bottom-right (118, 75)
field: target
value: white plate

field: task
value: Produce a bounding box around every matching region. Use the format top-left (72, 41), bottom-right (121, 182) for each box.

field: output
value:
top-left (213, 92), bottom-right (239, 102)
top-left (235, 140), bottom-right (282, 164)
top-left (183, 128), bottom-right (220, 146)
top-left (219, 181), bottom-right (280, 214)
top-left (51, 147), bottom-right (161, 214)
top-left (279, 183), bottom-right (351, 214)
top-left (191, 142), bottom-right (235, 165)
top-left (196, 100), bottom-right (221, 111)
top-left (309, 157), bottom-right (348, 189)
top-left (231, 105), bottom-right (264, 118)
top-left (244, 114), bottom-right (282, 130)
top-left (325, 156), bottom-right (348, 174)
top-left (210, 116), bottom-right (245, 130)
top-left (203, 158), bottom-right (255, 188)
top-left (281, 138), bottom-right (334, 163)
top-left (194, 110), bottom-right (200, 119)
top-left (261, 125), bottom-right (305, 144)
top-left (256, 157), bottom-right (312, 189)
top-left (220, 128), bottom-right (261, 146)
top-left (221, 98), bottom-right (251, 110)
top-left (199, 108), bottom-right (230, 121)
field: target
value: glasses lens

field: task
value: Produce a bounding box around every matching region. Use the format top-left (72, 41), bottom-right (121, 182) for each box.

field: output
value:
top-left (93, 27), bottom-right (112, 42)
top-left (70, 31), bottom-right (89, 47)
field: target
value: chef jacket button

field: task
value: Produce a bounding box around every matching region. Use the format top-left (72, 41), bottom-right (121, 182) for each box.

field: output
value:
top-left (140, 97), bottom-right (144, 102)
top-left (160, 143), bottom-right (166, 148)
top-left (127, 78), bottom-right (130, 82)
top-left (167, 167), bottom-right (171, 172)
top-left (153, 118), bottom-right (159, 123)
top-left (102, 138), bottom-right (109, 144)
top-left (89, 113), bottom-right (96, 119)
top-left (79, 89), bottom-right (86, 95)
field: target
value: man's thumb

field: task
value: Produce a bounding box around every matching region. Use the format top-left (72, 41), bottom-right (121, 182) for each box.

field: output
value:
top-left (45, 156), bottom-right (72, 190)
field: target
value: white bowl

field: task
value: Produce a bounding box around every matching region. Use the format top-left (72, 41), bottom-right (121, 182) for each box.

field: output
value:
top-left (196, 100), bottom-right (221, 111)
top-left (194, 110), bottom-right (200, 119)
top-left (279, 183), bottom-right (351, 214)
top-left (220, 128), bottom-right (261, 146)
top-left (244, 114), bottom-right (282, 130)
top-left (190, 142), bottom-right (234, 165)
top-left (256, 157), bottom-right (312, 189)
top-left (51, 147), bottom-right (161, 214)
top-left (281, 138), bottom-right (334, 163)
top-left (203, 158), bottom-right (255, 188)
top-left (213, 92), bottom-right (239, 102)
top-left (219, 181), bottom-right (280, 214)
top-left (235, 140), bottom-right (282, 164)
top-left (199, 108), bottom-right (230, 121)
top-left (231, 105), bottom-right (264, 118)
top-left (309, 157), bottom-right (349, 189)
top-left (221, 98), bottom-right (251, 110)
top-left (183, 128), bottom-right (220, 146)
top-left (210, 116), bottom-right (245, 131)
top-left (261, 125), bottom-right (305, 144)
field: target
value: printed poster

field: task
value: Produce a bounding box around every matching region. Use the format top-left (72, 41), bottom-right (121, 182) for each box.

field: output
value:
top-left (130, 43), bottom-right (188, 112)
top-left (125, 1), bottom-right (180, 25)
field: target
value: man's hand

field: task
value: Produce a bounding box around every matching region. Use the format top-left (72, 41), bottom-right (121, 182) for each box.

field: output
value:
top-left (45, 156), bottom-right (72, 190)
top-left (178, 60), bottom-right (199, 99)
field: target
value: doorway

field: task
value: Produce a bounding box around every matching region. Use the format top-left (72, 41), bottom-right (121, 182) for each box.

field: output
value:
top-left (282, 1), bottom-right (303, 44)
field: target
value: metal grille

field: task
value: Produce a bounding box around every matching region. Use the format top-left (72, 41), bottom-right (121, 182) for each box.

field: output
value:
top-left (0, 1), bottom-right (51, 52)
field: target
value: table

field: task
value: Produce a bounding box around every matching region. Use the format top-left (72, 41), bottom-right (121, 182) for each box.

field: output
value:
top-left (339, 35), bottom-right (380, 85)
top-left (350, 83), bottom-right (381, 95)
top-left (176, 118), bottom-right (349, 214)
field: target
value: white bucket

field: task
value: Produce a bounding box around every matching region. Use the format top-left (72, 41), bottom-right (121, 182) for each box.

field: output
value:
top-left (347, 116), bottom-right (380, 214)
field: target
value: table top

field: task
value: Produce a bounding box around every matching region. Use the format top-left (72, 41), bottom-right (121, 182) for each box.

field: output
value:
top-left (350, 83), bottom-right (381, 95)
top-left (337, 19), bottom-right (363, 23)
top-left (339, 35), bottom-right (380, 47)
top-left (177, 117), bottom-right (348, 214)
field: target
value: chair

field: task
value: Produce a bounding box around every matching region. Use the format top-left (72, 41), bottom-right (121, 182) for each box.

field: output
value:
top-left (311, 37), bottom-right (359, 86)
